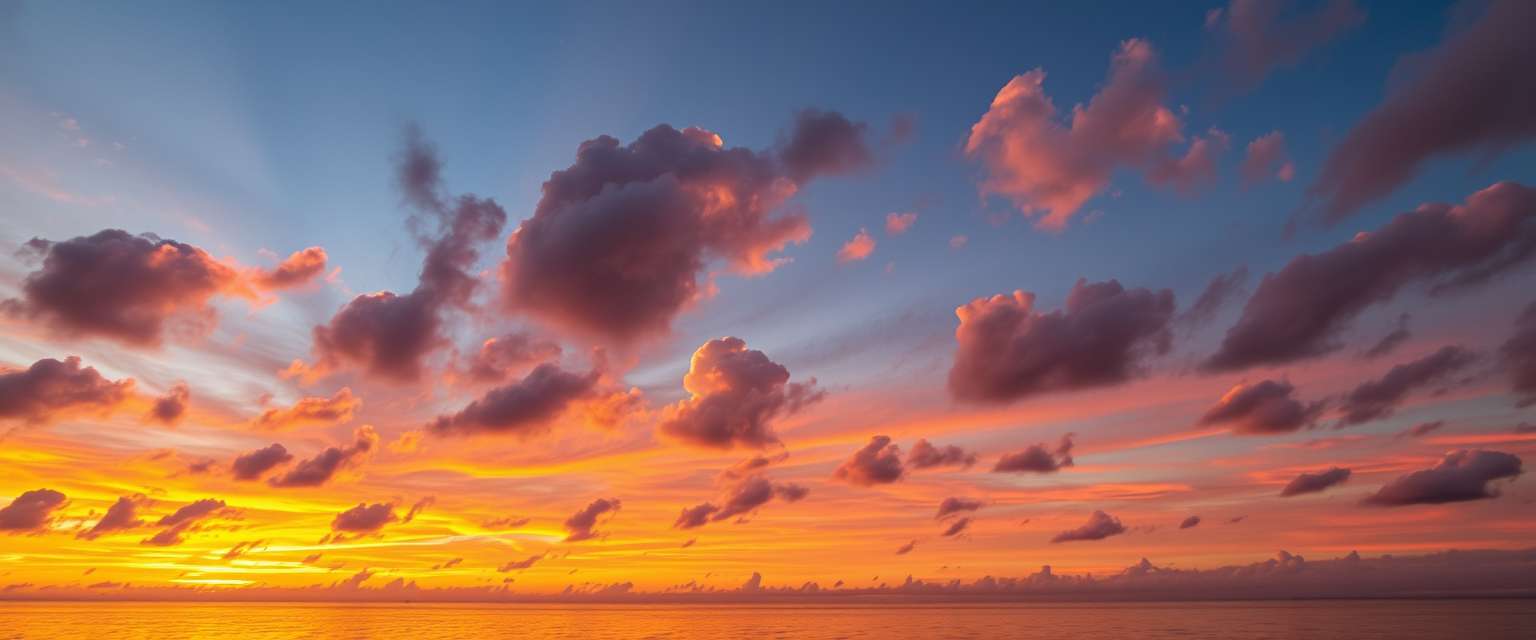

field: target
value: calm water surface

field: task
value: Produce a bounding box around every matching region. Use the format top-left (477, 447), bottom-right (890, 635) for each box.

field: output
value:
top-left (1, 600), bottom-right (1531, 639)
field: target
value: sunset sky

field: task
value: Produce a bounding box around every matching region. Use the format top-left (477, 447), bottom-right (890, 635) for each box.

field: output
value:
top-left (2, 0), bottom-right (1534, 600)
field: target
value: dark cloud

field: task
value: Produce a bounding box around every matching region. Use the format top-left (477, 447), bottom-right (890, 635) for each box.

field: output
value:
top-left (1280, 467), bottom-right (1352, 497)
top-left (1364, 450), bottom-right (1522, 506)
top-left (231, 444), bottom-right (294, 481)
top-left (429, 363), bottom-right (599, 436)
top-left (269, 426), bottom-right (379, 487)
top-left (0, 489), bottom-right (67, 533)
top-left (403, 496), bottom-right (434, 524)
top-left (936, 497), bottom-right (983, 519)
top-left (1336, 346), bottom-right (1476, 427)
top-left (254, 247), bottom-right (328, 289)
top-left (833, 435), bottom-right (905, 486)
top-left (1206, 0), bottom-right (1364, 88)
top-left (673, 503), bottom-right (719, 530)
top-left (1398, 421), bottom-right (1447, 439)
top-left (950, 279), bottom-right (1175, 403)
top-left (1361, 313), bottom-right (1411, 359)
top-left (78, 495), bottom-right (148, 540)
top-left (1239, 132), bottom-right (1294, 185)
top-left (331, 503), bottom-right (397, 534)
top-left (1503, 302), bottom-right (1536, 407)
top-left (461, 332), bottom-right (562, 383)
top-left (941, 517), bottom-right (972, 537)
top-left (674, 475), bottom-right (807, 530)
top-left (563, 498), bottom-right (620, 542)
top-left (659, 337), bottom-right (821, 449)
top-left (778, 109), bottom-right (875, 183)
top-left (1180, 266), bottom-right (1249, 329)
top-left (1051, 510), bottom-right (1127, 543)
top-left (907, 439), bottom-right (977, 470)
top-left (254, 388), bottom-right (361, 430)
top-left (144, 498), bottom-right (228, 546)
top-left (994, 434), bottom-right (1075, 473)
top-left (1307, 0), bottom-right (1536, 221)
top-left (1205, 181), bottom-right (1536, 372)
top-left (1199, 379), bottom-right (1324, 435)
top-left (718, 452), bottom-right (788, 481)
top-left (498, 554), bottom-right (544, 572)
top-left (0, 356), bottom-right (133, 425)
top-left (1179, 515), bottom-right (1201, 529)
top-left (894, 540), bottom-right (916, 555)
top-left (146, 383), bottom-right (189, 426)
top-left (310, 128), bottom-right (507, 381)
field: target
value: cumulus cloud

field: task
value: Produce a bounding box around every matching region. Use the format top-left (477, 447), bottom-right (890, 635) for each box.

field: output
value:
top-left (1239, 131), bottom-right (1294, 184)
top-left (836, 228), bottom-right (876, 263)
top-left (1502, 302), bottom-right (1536, 407)
top-left (673, 475), bottom-right (808, 530)
top-left (1280, 467), bottom-right (1352, 497)
top-left (964, 40), bottom-right (1222, 229)
top-left (994, 434), bottom-right (1076, 473)
top-left (949, 279), bottom-right (1175, 403)
top-left (0, 356), bottom-right (133, 425)
top-left (1335, 346), bottom-right (1475, 427)
top-left (501, 111), bottom-right (872, 342)
top-left (1206, 0), bottom-right (1364, 87)
top-left (144, 498), bottom-right (228, 546)
top-left (1308, 0), bottom-right (1536, 221)
top-left (563, 498), bottom-right (620, 542)
top-left (884, 212), bottom-right (917, 235)
top-left (255, 388), bottom-right (361, 430)
top-left (907, 439), bottom-right (977, 470)
top-left (1205, 182), bottom-right (1536, 372)
top-left (231, 444), bottom-right (293, 481)
top-left (1051, 510), bottom-right (1128, 543)
top-left (1199, 379), bottom-right (1323, 435)
top-left (331, 502), bottom-right (397, 534)
top-left (308, 128), bottom-right (507, 381)
top-left (936, 497), bottom-right (984, 519)
top-left (146, 383), bottom-right (189, 426)
top-left (1363, 450), bottom-right (1522, 506)
top-left (78, 494), bottom-right (148, 540)
top-left (253, 247), bottom-right (328, 289)
top-left (461, 332), bottom-right (562, 383)
top-left (833, 435), bottom-right (905, 486)
top-left (659, 337), bottom-right (821, 449)
top-left (429, 363), bottom-right (599, 437)
top-left (0, 489), bottom-right (67, 533)
top-left (269, 426), bottom-right (379, 487)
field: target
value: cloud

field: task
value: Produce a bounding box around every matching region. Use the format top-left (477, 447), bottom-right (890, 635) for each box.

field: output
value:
top-left (884, 212), bottom-right (917, 235)
top-left (1148, 128), bottom-right (1230, 194)
top-left (994, 434), bottom-right (1076, 473)
top-left (659, 337), bottom-right (821, 449)
top-left (1199, 379), bottom-right (1323, 435)
top-left (718, 452), bottom-right (788, 481)
top-left (146, 383), bottom-right (189, 426)
top-left (964, 40), bottom-right (1220, 229)
top-left (836, 228), bottom-right (876, 263)
top-left (269, 426), bottom-right (379, 487)
top-left (1050, 510), bottom-right (1128, 543)
top-left (907, 439), bottom-right (977, 470)
top-left (936, 497), bottom-right (984, 519)
top-left (1179, 515), bottom-right (1201, 529)
top-left (894, 540), bottom-right (916, 555)
top-left (331, 503), bottom-right (397, 534)
top-left (1206, 0), bottom-right (1364, 87)
top-left (309, 128), bottom-right (507, 381)
top-left (0, 356), bottom-right (133, 425)
top-left (563, 498), bottom-right (620, 542)
top-left (1502, 302), bottom-right (1536, 406)
top-left (1364, 450), bottom-right (1522, 506)
top-left (1205, 181), bottom-right (1536, 371)
top-left (949, 279), bottom-right (1175, 403)
top-left (1307, 0), bottom-right (1536, 221)
top-left (1336, 346), bottom-right (1476, 427)
top-left (1398, 421), bottom-right (1446, 439)
top-left (674, 475), bottom-right (808, 530)
top-left (144, 498), bottom-right (228, 546)
top-left (429, 363), bottom-right (599, 437)
top-left (1361, 313), bottom-right (1411, 359)
top-left (0, 489), bottom-right (67, 533)
top-left (501, 111), bottom-right (871, 342)
top-left (231, 444), bottom-right (293, 481)
top-left (403, 496), bottom-right (434, 523)
top-left (1280, 467), bottom-right (1352, 497)
top-left (78, 494), bottom-right (148, 540)
top-left (1239, 131), bottom-right (1294, 184)
top-left (833, 435), bottom-right (905, 486)
top-left (497, 554), bottom-right (544, 572)
top-left (255, 388), bottom-right (361, 430)
top-left (1179, 266), bottom-right (1249, 329)
top-left (941, 517), bottom-right (972, 537)
top-left (461, 332), bottom-right (562, 383)
top-left (254, 247), bottom-right (328, 289)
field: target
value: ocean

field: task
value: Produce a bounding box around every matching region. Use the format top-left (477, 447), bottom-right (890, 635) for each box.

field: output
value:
top-left (0, 599), bottom-right (1532, 638)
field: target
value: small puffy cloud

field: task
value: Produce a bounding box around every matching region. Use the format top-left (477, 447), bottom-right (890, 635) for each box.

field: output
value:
top-left (563, 498), bottom-right (620, 542)
top-left (907, 439), bottom-right (977, 470)
top-left (145, 383), bottom-right (189, 426)
top-left (254, 388), bottom-right (361, 430)
top-left (144, 498), bottom-right (228, 546)
top-left (1398, 421), bottom-right (1447, 439)
top-left (78, 494), bottom-right (149, 540)
top-left (674, 475), bottom-right (808, 529)
top-left (659, 337), bottom-right (821, 449)
top-left (1502, 302), bottom-right (1536, 407)
top-left (1364, 450), bottom-right (1522, 506)
top-left (1336, 346), bottom-right (1476, 427)
top-left (331, 502), bottom-right (397, 534)
top-left (253, 247), bottom-right (328, 289)
top-left (1240, 131), bottom-right (1294, 185)
top-left (941, 517), bottom-right (972, 537)
top-left (950, 280), bottom-right (1175, 403)
top-left (836, 228), bottom-right (876, 263)
top-left (1206, 0), bottom-right (1364, 87)
top-left (894, 540), bottom-right (916, 555)
top-left (269, 426), bottom-right (379, 487)
top-left (1199, 379), bottom-right (1323, 435)
top-left (936, 497), bottom-right (984, 519)
top-left (1179, 515), bottom-right (1201, 529)
top-left (0, 489), bottom-right (67, 533)
top-left (1280, 467), bottom-right (1352, 497)
top-left (461, 332), bottom-right (562, 383)
top-left (429, 363), bottom-right (599, 437)
top-left (498, 553), bottom-right (544, 572)
top-left (1206, 182), bottom-right (1536, 372)
top-left (231, 444), bottom-right (294, 481)
top-left (833, 435), bottom-right (905, 486)
top-left (1307, 0), bottom-right (1536, 221)
top-left (0, 356), bottom-right (133, 425)
top-left (1050, 510), bottom-right (1128, 543)
top-left (884, 212), bottom-right (917, 235)
top-left (778, 109), bottom-right (875, 183)
top-left (995, 434), bottom-right (1075, 473)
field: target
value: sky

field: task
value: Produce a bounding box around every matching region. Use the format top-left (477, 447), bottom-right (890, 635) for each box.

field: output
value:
top-left (1, 0), bottom-right (1535, 601)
